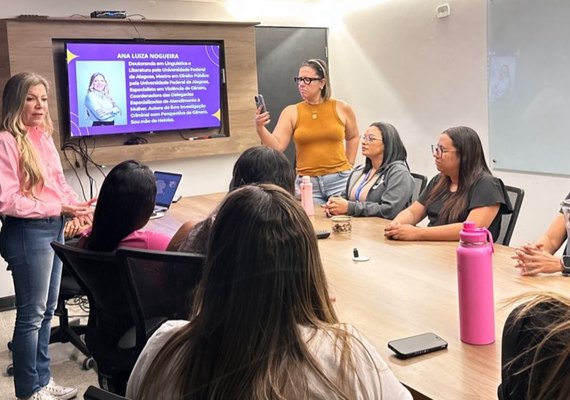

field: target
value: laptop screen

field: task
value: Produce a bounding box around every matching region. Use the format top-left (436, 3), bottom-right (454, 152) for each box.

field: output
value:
top-left (154, 171), bottom-right (182, 208)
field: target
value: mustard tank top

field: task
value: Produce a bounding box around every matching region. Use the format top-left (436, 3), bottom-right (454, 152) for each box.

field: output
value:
top-left (293, 99), bottom-right (351, 176)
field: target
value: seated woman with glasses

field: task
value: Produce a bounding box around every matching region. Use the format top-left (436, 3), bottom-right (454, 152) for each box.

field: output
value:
top-left (255, 58), bottom-right (360, 204)
top-left (126, 184), bottom-right (412, 400)
top-left (324, 122), bottom-right (414, 219)
top-left (384, 126), bottom-right (511, 241)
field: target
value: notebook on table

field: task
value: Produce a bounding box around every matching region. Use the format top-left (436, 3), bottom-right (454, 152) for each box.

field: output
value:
top-left (152, 171), bottom-right (182, 217)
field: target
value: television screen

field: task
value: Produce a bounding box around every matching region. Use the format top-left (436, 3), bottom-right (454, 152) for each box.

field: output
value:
top-left (64, 40), bottom-right (224, 138)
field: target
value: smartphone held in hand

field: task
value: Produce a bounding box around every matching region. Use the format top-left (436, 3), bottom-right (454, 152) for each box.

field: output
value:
top-left (254, 94), bottom-right (267, 113)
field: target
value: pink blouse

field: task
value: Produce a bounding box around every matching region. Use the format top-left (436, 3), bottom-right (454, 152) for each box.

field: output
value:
top-left (0, 127), bottom-right (78, 218)
top-left (118, 230), bottom-right (171, 251)
top-left (79, 229), bottom-right (171, 251)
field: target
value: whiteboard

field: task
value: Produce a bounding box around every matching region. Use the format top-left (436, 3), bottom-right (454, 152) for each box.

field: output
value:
top-left (488, 0), bottom-right (570, 176)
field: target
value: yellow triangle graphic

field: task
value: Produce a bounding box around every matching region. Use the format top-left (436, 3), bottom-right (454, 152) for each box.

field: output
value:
top-left (66, 50), bottom-right (79, 64)
top-left (212, 109), bottom-right (221, 121)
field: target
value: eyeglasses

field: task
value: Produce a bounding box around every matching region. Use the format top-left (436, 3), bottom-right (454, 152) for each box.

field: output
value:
top-left (431, 144), bottom-right (458, 157)
top-left (293, 76), bottom-right (322, 85)
top-left (361, 134), bottom-right (382, 142)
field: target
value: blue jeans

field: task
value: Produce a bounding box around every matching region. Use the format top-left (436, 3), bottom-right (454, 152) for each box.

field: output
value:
top-left (296, 170), bottom-right (351, 205)
top-left (0, 216), bottom-right (64, 398)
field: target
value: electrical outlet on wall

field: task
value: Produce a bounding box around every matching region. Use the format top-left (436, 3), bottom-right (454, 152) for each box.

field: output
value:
top-left (436, 4), bottom-right (451, 19)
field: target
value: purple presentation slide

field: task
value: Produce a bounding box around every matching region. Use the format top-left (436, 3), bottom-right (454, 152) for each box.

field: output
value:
top-left (65, 41), bottom-right (222, 137)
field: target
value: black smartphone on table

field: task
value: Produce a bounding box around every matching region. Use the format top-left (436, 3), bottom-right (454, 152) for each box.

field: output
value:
top-left (387, 332), bottom-right (448, 359)
top-left (254, 94), bottom-right (267, 113)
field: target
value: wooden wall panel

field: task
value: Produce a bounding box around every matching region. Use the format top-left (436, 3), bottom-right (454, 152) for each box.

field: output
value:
top-left (0, 18), bottom-right (260, 169)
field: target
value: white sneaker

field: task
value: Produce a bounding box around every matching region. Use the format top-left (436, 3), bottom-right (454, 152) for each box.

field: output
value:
top-left (17, 389), bottom-right (57, 400)
top-left (41, 379), bottom-right (78, 400)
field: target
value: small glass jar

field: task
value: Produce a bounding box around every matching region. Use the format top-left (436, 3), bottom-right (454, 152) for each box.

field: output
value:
top-left (331, 215), bottom-right (352, 234)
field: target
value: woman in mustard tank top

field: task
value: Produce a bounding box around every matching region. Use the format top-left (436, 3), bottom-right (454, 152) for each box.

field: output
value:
top-left (255, 59), bottom-right (360, 204)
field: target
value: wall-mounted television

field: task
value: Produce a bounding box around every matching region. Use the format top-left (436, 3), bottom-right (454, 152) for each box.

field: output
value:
top-left (63, 40), bottom-right (225, 138)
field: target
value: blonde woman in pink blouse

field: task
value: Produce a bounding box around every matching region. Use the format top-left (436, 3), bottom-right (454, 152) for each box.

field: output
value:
top-left (0, 72), bottom-right (94, 400)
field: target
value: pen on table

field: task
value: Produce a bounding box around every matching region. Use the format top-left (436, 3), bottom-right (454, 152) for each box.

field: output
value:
top-left (352, 247), bottom-right (370, 262)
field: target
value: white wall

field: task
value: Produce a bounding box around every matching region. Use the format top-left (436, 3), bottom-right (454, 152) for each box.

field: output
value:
top-left (0, 0), bottom-right (567, 297)
top-left (327, 0), bottom-right (569, 248)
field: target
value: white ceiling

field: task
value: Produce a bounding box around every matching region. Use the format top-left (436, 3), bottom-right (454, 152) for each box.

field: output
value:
top-left (149, 0), bottom-right (319, 2)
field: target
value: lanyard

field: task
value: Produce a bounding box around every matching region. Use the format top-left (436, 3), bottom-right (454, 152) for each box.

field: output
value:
top-left (354, 170), bottom-right (373, 200)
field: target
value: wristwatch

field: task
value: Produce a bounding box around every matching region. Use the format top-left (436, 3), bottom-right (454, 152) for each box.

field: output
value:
top-left (560, 256), bottom-right (570, 276)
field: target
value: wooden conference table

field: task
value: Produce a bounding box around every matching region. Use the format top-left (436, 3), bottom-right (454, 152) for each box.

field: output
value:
top-left (149, 193), bottom-right (569, 400)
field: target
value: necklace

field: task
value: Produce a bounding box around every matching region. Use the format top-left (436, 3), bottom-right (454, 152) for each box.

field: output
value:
top-left (306, 100), bottom-right (321, 120)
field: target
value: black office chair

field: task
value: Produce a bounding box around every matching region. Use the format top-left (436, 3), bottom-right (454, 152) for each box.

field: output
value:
top-left (496, 185), bottom-right (525, 246)
top-left (48, 268), bottom-right (93, 370)
top-left (84, 385), bottom-right (128, 400)
top-left (50, 242), bottom-right (158, 396)
top-left (410, 172), bottom-right (428, 202)
top-left (115, 247), bottom-right (205, 342)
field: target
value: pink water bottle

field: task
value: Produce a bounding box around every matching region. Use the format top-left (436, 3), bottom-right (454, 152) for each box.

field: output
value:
top-left (300, 176), bottom-right (315, 216)
top-left (456, 221), bottom-right (495, 345)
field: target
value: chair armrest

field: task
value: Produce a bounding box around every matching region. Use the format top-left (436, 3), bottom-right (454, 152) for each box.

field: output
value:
top-left (84, 385), bottom-right (129, 399)
top-left (117, 317), bottom-right (167, 350)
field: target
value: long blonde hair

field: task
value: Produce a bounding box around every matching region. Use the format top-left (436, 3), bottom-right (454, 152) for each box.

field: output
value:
top-left (502, 292), bottom-right (570, 400)
top-left (87, 73), bottom-right (110, 96)
top-left (1, 72), bottom-right (53, 195)
top-left (136, 184), bottom-right (367, 399)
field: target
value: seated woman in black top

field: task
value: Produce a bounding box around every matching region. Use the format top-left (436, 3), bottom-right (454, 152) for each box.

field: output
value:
top-left (499, 292), bottom-right (570, 400)
top-left (385, 126), bottom-right (511, 241)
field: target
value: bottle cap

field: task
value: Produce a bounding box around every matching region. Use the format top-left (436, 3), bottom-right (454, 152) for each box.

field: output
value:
top-left (301, 176), bottom-right (310, 183)
top-left (459, 221), bottom-right (488, 243)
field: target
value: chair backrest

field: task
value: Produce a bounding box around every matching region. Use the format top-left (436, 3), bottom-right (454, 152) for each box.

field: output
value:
top-left (51, 242), bottom-right (134, 345)
top-left (410, 172), bottom-right (428, 202)
top-left (115, 247), bottom-right (206, 343)
top-left (52, 242), bottom-right (152, 395)
top-left (496, 185), bottom-right (525, 246)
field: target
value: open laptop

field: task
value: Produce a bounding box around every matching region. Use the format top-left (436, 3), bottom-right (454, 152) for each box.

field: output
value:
top-left (152, 171), bottom-right (182, 217)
